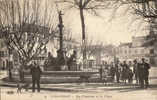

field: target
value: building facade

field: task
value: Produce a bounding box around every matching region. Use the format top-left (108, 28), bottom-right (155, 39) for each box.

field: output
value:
top-left (115, 36), bottom-right (157, 65)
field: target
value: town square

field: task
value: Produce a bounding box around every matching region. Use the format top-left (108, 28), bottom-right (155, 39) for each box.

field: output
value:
top-left (0, 0), bottom-right (157, 100)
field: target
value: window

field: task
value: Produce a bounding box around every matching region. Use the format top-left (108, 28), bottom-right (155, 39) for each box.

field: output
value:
top-left (129, 50), bottom-right (131, 54)
top-left (150, 49), bottom-right (154, 54)
top-left (118, 50), bottom-right (121, 54)
top-left (125, 50), bottom-right (127, 54)
top-left (0, 34), bottom-right (3, 38)
top-left (0, 51), bottom-right (4, 57)
top-left (135, 50), bottom-right (137, 54)
top-left (141, 49), bottom-right (144, 54)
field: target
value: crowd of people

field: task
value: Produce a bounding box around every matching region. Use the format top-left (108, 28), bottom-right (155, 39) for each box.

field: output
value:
top-left (99, 58), bottom-right (151, 88)
top-left (17, 58), bottom-right (151, 93)
top-left (29, 57), bottom-right (151, 92)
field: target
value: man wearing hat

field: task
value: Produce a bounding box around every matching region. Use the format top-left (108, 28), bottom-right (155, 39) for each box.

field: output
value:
top-left (30, 62), bottom-right (42, 92)
top-left (138, 58), bottom-right (151, 88)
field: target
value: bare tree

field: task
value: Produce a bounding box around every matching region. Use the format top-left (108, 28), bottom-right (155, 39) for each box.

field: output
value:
top-left (79, 37), bottom-right (104, 65)
top-left (131, 0), bottom-right (157, 18)
top-left (129, 0), bottom-right (157, 46)
top-left (106, 0), bottom-right (157, 46)
top-left (0, 0), bottom-right (57, 81)
top-left (55, 0), bottom-right (119, 68)
top-left (115, 0), bottom-right (157, 24)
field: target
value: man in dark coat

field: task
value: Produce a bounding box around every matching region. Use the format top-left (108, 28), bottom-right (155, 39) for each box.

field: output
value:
top-left (30, 62), bottom-right (42, 92)
top-left (133, 59), bottom-right (139, 84)
top-left (115, 61), bottom-right (120, 83)
top-left (110, 62), bottom-right (116, 82)
top-left (121, 61), bottom-right (129, 83)
top-left (138, 58), bottom-right (150, 88)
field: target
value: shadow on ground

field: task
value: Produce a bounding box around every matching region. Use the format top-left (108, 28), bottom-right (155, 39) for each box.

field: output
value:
top-left (1, 83), bottom-right (157, 93)
top-left (102, 84), bottom-right (157, 93)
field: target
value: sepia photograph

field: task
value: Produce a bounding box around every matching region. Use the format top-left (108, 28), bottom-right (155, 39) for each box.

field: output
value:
top-left (0, 0), bottom-right (157, 100)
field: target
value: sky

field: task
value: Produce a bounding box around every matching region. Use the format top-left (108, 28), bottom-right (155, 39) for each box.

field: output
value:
top-left (61, 4), bottom-right (149, 46)
top-left (8, 0), bottom-right (149, 46)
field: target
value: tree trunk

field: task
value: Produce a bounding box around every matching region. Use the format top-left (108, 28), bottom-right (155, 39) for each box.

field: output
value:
top-left (7, 61), bottom-right (13, 81)
top-left (19, 69), bottom-right (25, 82)
top-left (19, 63), bottom-right (25, 82)
top-left (79, 7), bottom-right (87, 69)
top-left (8, 69), bottom-right (12, 81)
top-left (80, 8), bottom-right (85, 41)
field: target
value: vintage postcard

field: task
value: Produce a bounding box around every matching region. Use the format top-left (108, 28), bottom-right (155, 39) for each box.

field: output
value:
top-left (0, 0), bottom-right (157, 100)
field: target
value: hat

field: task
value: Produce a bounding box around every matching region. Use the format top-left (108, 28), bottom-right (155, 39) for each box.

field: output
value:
top-left (133, 59), bottom-right (137, 62)
top-left (142, 58), bottom-right (145, 61)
